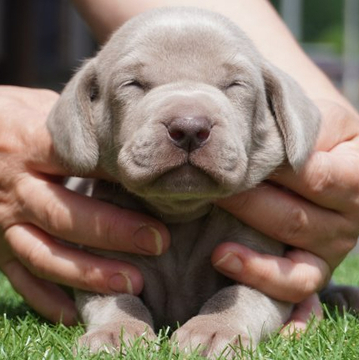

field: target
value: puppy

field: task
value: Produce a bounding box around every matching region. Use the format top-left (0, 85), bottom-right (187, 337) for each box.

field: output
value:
top-left (47, 7), bottom-right (321, 358)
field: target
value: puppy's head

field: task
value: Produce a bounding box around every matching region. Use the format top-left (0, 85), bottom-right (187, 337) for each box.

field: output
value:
top-left (48, 8), bottom-right (320, 216)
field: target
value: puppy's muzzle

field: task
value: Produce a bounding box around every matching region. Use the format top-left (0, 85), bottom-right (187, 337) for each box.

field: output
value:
top-left (167, 116), bottom-right (211, 152)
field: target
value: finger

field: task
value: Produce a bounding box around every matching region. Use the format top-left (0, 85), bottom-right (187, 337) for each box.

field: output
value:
top-left (271, 144), bottom-right (359, 214)
top-left (216, 184), bottom-right (355, 268)
top-left (280, 294), bottom-right (323, 337)
top-left (6, 224), bottom-right (144, 295)
top-left (15, 176), bottom-right (170, 255)
top-left (1, 258), bottom-right (77, 325)
top-left (212, 243), bottom-right (330, 303)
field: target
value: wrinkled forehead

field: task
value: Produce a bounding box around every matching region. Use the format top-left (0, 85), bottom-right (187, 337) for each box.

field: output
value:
top-left (98, 9), bottom-right (262, 85)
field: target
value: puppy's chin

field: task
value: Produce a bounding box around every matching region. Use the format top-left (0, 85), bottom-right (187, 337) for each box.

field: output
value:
top-left (146, 198), bottom-right (214, 222)
top-left (140, 165), bottom-right (232, 221)
top-left (152, 164), bottom-right (219, 195)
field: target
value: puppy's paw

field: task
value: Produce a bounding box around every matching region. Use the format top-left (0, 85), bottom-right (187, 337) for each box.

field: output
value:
top-left (78, 321), bottom-right (156, 354)
top-left (321, 284), bottom-right (359, 315)
top-left (172, 315), bottom-right (250, 359)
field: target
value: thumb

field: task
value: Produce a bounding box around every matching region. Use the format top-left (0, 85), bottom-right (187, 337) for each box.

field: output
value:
top-left (212, 242), bottom-right (330, 303)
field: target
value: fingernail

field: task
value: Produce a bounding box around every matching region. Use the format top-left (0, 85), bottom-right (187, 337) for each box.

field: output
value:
top-left (108, 272), bottom-right (133, 294)
top-left (134, 225), bottom-right (163, 255)
top-left (214, 252), bottom-right (242, 274)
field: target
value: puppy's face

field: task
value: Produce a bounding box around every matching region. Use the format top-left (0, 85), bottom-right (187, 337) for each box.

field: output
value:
top-left (48, 8), bottom-right (320, 216)
top-left (98, 17), bottom-right (268, 213)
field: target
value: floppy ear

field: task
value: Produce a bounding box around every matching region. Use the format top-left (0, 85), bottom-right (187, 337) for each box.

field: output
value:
top-left (47, 59), bottom-right (99, 174)
top-left (262, 62), bottom-right (321, 170)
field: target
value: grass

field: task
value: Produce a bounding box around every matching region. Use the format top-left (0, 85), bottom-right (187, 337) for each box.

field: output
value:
top-left (1, 255), bottom-right (359, 360)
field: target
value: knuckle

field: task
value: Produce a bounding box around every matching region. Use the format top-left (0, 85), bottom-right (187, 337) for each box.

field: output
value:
top-left (0, 203), bottom-right (17, 232)
top-left (242, 259), bottom-right (278, 291)
top-left (243, 270), bottom-right (267, 290)
top-left (291, 273), bottom-right (324, 303)
top-left (41, 197), bottom-right (67, 234)
top-left (307, 266), bottom-right (329, 294)
top-left (22, 240), bottom-right (48, 278)
top-left (304, 154), bottom-right (334, 196)
top-left (253, 265), bottom-right (276, 285)
top-left (0, 179), bottom-right (29, 230)
top-left (100, 210), bottom-right (126, 248)
top-left (79, 265), bottom-right (98, 290)
top-left (302, 278), bottom-right (322, 299)
top-left (79, 262), bottom-right (107, 293)
top-left (13, 177), bottom-right (36, 218)
top-left (272, 205), bottom-right (308, 242)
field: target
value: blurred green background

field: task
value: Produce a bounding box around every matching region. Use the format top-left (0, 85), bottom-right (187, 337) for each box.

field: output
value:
top-left (272, 0), bottom-right (345, 52)
top-left (272, 0), bottom-right (359, 109)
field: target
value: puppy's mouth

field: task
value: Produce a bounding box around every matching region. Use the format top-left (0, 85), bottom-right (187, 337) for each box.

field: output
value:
top-left (148, 163), bottom-right (225, 200)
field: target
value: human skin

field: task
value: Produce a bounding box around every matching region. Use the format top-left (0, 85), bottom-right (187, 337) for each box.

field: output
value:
top-left (1, 0), bottom-right (358, 329)
top-left (0, 87), bottom-right (170, 324)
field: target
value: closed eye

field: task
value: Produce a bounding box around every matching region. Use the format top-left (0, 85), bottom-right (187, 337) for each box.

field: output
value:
top-left (226, 81), bottom-right (246, 89)
top-left (122, 79), bottom-right (145, 89)
top-left (219, 80), bottom-right (247, 93)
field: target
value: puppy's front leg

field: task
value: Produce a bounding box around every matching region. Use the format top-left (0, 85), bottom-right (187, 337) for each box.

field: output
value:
top-left (76, 291), bottom-right (155, 353)
top-left (173, 285), bottom-right (292, 358)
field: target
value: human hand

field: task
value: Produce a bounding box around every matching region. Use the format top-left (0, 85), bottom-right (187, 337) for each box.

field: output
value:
top-left (213, 100), bottom-right (359, 330)
top-left (0, 86), bottom-right (170, 325)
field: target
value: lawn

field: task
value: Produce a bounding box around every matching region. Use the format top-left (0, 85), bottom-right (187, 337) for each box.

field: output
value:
top-left (1, 255), bottom-right (359, 360)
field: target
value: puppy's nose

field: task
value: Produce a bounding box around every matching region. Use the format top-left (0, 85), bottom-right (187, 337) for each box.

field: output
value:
top-left (167, 116), bottom-right (211, 152)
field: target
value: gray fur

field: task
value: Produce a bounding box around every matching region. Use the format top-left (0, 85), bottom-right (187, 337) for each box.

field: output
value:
top-left (48, 7), bottom-right (321, 358)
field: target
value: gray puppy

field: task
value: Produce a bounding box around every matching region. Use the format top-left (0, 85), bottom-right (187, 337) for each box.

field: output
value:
top-left (47, 7), bottom-right (320, 358)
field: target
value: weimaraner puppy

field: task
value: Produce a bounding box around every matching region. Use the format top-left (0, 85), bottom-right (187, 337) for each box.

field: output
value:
top-left (47, 7), bottom-right (322, 358)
